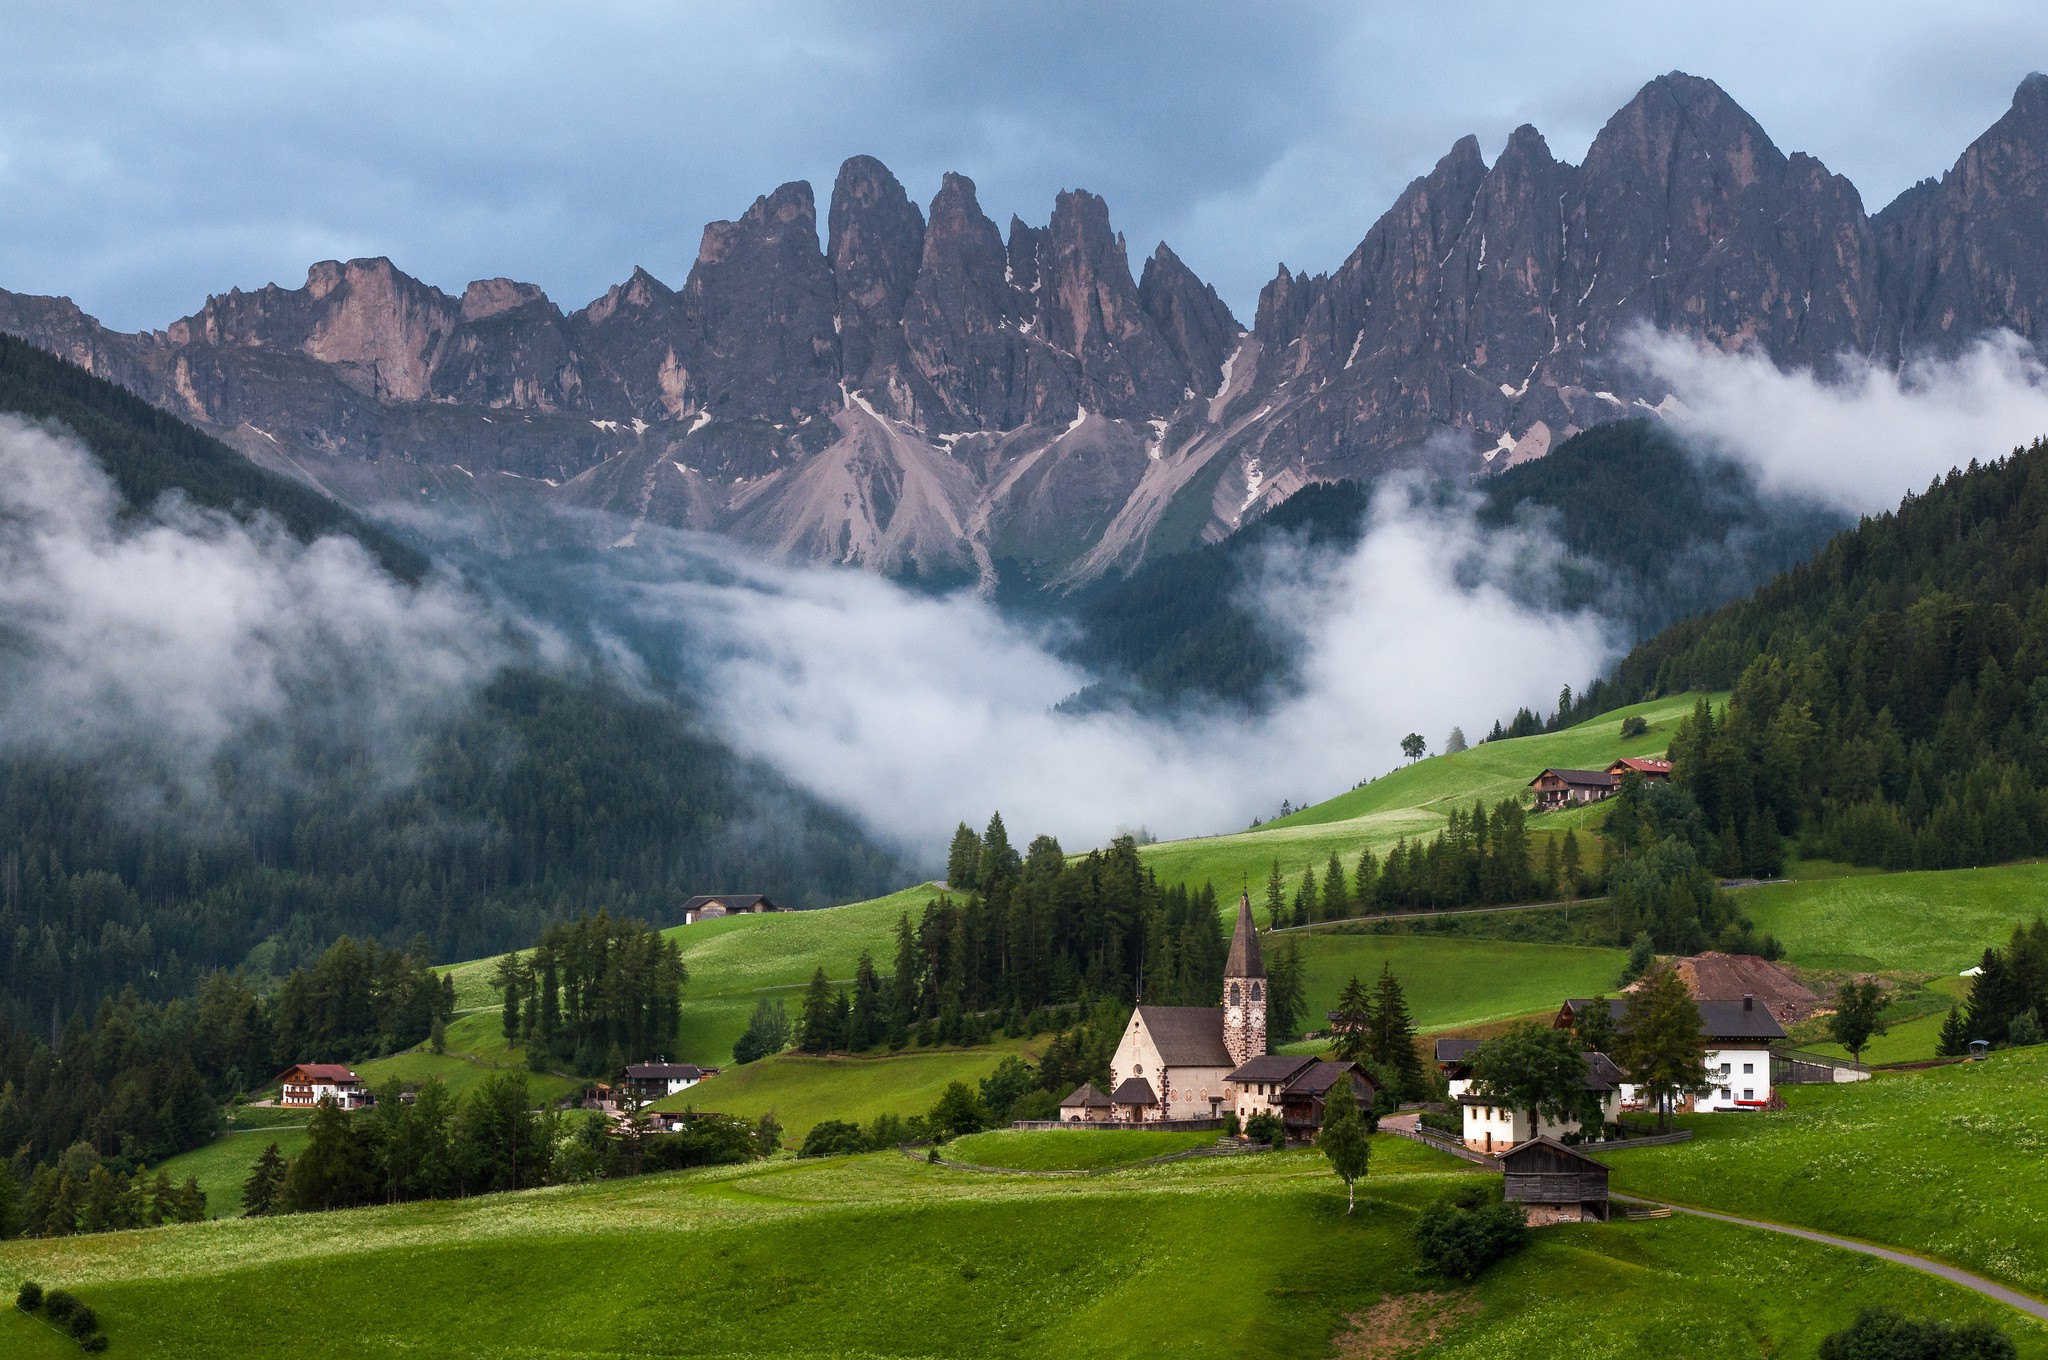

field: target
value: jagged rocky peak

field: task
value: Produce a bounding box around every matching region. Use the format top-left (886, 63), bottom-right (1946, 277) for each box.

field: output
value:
top-left (460, 277), bottom-right (553, 321)
top-left (1137, 243), bottom-right (1240, 397)
top-left (1036, 189), bottom-right (1188, 417)
top-left (828, 155), bottom-right (930, 417)
top-left (679, 179), bottom-right (840, 420)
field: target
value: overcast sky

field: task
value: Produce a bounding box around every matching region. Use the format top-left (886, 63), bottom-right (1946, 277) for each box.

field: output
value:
top-left (3, 1), bottom-right (2044, 332)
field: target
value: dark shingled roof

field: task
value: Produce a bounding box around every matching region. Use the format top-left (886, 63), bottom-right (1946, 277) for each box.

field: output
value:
top-left (1228, 1054), bottom-right (1316, 1085)
top-left (1282, 1060), bottom-right (1373, 1101)
top-left (1499, 1135), bottom-right (1608, 1170)
top-left (1434, 1038), bottom-right (1482, 1063)
top-left (681, 894), bottom-right (782, 915)
top-left (1134, 1006), bottom-right (1235, 1068)
top-left (1110, 1076), bottom-right (1158, 1106)
top-left (1225, 892), bottom-right (1265, 979)
top-left (1562, 997), bottom-right (1786, 1043)
top-left (1060, 1082), bottom-right (1111, 1108)
top-left (624, 1063), bottom-right (703, 1081)
top-left (1529, 768), bottom-right (1619, 789)
top-left (1458, 1051), bottom-right (1620, 1103)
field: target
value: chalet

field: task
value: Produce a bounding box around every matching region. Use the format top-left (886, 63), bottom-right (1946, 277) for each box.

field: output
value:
top-left (1059, 1083), bottom-right (1113, 1123)
top-left (1555, 993), bottom-right (1787, 1111)
top-left (680, 894), bottom-right (787, 925)
top-left (276, 1063), bottom-right (369, 1109)
top-left (1606, 757), bottom-right (1672, 782)
top-left (1461, 1051), bottom-right (1623, 1152)
top-left (623, 1062), bottom-right (708, 1101)
top-left (1500, 1136), bottom-right (1611, 1224)
top-left (1274, 1060), bottom-right (1374, 1142)
top-left (1433, 1038), bottom-right (1482, 1098)
top-left (1528, 768), bottom-right (1617, 812)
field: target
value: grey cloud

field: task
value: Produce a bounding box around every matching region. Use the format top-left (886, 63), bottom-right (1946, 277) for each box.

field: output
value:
top-left (3, 1), bottom-right (2043, 328)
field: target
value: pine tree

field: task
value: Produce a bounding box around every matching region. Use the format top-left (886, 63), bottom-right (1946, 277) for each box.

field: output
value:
top-left (242, 1141), bottom-right (287, 1216)
top-left (1937, 1005), bottom-right (1971, 1058)
top-left (1617, 965), bottom-right (1709, 1131)
top-left (1367, 964), bottom-right (1424, 1099)
top-left (798, 969), bottom-right (837, 1054)
top-left (494, 953), bottom-right (525, 1045)
top-left (1264, 859), bottom-right (1286, 928)
top-left (1292, 865), bottom-right (1316, 928)
top-left (1266, 939), bottom-right (1307, 1043)
top-left (945, 822), bottom-right (981, 891)
top-left (1560, 831), bottom-right (1582, 900)
top-left (1353, 846), bottom-right (1379, 913)
top-left (1323, 854), bottom-right (1349, 920)
top-left (849, 950), bottom-right (883, 1050)
top-left (890, 912), bottom-right (921, 1031)
top-left (1331, 975), bottom-right (1372, 1063)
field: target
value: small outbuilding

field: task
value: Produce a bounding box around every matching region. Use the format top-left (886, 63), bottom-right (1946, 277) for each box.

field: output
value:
top-left (1500, 1136), bottom-right (1610, 1224)
top-left (680, 894), bottom-right (787, 925)
top-left (1109, 1076), bottom-right (1159, 1122)
top-left (1059, 1082), bottom-right (1113, 1123)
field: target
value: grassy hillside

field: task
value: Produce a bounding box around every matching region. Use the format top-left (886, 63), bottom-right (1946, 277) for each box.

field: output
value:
top-left (1739, 862), bottom-right (2048, 973)
top-left (1134, 694), bottom-right (1708, 906)
top-left (944, 1129), bottom-right (1216, 1170)
top-left (2, 1133), bottom-right (2039, 1359)
top-left (1292, 935), bottom-right (1627, 1036)
top-left (648, 1038), bottom-right (1038, 1138)
top-left (152, 1127), bottom-right (311, 1221)
top-left (1607, 1045), bottom-right (2048, 1298)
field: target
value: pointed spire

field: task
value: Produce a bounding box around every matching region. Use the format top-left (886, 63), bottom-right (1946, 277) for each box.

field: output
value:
top-left (1225, 892), bottom-right (1264, 979)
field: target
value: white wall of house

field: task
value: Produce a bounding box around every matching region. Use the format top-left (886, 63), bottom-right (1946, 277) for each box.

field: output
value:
top-left (1108, 1016), bottom-right (1230, 1122)
top-left (1698, 1046), bottom-right (1772, 1110)
top-left (1462, 1091), bottom-right (1619, 1152)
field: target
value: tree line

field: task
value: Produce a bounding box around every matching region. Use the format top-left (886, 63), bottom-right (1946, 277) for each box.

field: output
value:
top-left (491, 910), bottom-right (686, 1075)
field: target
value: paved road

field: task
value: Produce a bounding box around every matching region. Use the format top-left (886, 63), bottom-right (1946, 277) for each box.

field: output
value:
top-left (1614, 1194), bottom-right (2048, 1323)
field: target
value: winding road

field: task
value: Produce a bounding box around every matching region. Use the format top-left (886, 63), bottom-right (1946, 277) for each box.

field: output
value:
top-left (1611, 1194), bottom-right (2048, 1323)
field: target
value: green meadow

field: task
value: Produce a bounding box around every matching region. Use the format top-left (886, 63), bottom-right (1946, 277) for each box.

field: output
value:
top-left (2, 1127), bottom-right (2041, 1360)
top-left (1131, 693), bottom-right (1708, 905)
top-left (152, 1126), bottom-right (311, 1220)
top-left (648, 1037), bottom-right (1038, 1138)
top-left (943, 1129), bottom-right (1218, 1170)
top-left (1606, 1044), bottom-right (2048, 1297)
top-left (1290, 934), bottom-right (1627, 1034)
top-left (1739, 862), bottom-right (2048, 973)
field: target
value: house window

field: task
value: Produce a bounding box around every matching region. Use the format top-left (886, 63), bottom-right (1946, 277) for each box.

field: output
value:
top-left (1743, 1089), bottom-right (1754, 1101)
top-left (1742, 1062), bottom-right (1755, 1074)
top-left (1719, 1088), bottom-right (1731, 1100)
top-left (1251, 982), bottom-right (1263, 1001)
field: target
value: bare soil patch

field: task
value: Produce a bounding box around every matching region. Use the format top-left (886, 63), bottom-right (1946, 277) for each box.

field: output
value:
top-left (1332, 1290), bottom-right (1480, 1358)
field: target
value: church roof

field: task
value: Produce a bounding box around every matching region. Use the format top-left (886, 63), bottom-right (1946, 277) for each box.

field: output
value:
top-left (1134, 1006), bottom-right (1235, 1068)
top-left (1060, 1082), bottom-right (1111, 1108)
top-left (1110, 1076), bottom-right (1158, 1106)
top-left (1225, 892), bottom-right (1265, 979)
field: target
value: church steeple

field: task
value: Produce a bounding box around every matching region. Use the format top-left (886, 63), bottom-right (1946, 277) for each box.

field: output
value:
top-left (1222, 892), bottom-right (1266, 1066)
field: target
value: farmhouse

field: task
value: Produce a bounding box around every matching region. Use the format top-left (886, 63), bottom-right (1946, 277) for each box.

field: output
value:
top-left (1228, 1053), bottom-right (1374, 1137)
top-left (680, 894), bottom-right (787, 924)
top-left (1460, 1051), bottom-right (1623, 1151)
top-left (1606, 756), bottom-right (1672, 782)
top-left (1095, 894), bottom-right (1267, 1125)
top-left (623, 1062), bottom-right (709, 1100)
top-left (1059, 1083), bottom-right (1112, 1123)
top-left (1528, 768), bottom-right (1617, 811)
top-left (1501, 1136), bottom-right (1611, 1224)
top-left (276, 1063), bottom-right (369, 1109)
top-left (1555, 993), bottom-right (1787, 1110)
top-left (1434, 1038), bottom-right (1481, 1098)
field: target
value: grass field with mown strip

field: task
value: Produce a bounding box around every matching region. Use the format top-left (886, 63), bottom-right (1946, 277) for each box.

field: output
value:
top-left (647, 1036), bottom-right (1040, 1136)
top-left (1, 1130), bottom-right (2041, 1359)
top-left (943, 1129), bottom-right (1218, 1170)
top-left (1604, 1044), bottom-right (2048, 1298)
top-left (1290, 933), bottom-right (1628, 1035)
top-left (1131, 694), bottom-right (1713, 904)
top-left (152, 1126), bottom-right (311, 1221)
top-left (1738, 862), bottom-right (2048, 974)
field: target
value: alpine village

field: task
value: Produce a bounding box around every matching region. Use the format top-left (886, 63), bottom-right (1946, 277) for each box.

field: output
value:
top-left (5, 17), bottom-right (2048, 1360)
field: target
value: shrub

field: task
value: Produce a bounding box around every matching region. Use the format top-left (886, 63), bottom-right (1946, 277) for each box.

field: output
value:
top-left (2011, 1009), bottom-right (2044, 1048)
top-left (1245, 1111), bottom-right (1284, 1149)
top-left (1413, 1186), bottom-right (1528, 1279)
top-left (67, 1305), bottom-right (99, 1340)
top-left (14, 1280), bottom-right (41, 1311)
top-left (80, 1336), bottom-right (109, 1354)
top-left (798, 1120), bottom-right (872, 1159)
top-left (1008, 1088), bottom-right (1061, 1122)
top-left (1619, 715), bottom-right (1649, 738)
top-left (1818, 1307), bottom-right (2016, 1360)
top-left (42, 1289), bottom-right (78, 1322)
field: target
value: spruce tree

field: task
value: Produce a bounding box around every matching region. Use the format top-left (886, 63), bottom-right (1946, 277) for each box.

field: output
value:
top-left (798, 969), bottom-right (837, 1054)
top-left (1353, 847), bottom-right (1379, 913)
top-left (1367, 964), bottom-right (1424, 1099)
top-left (1293, 865), bottom-right (1317, 928)
top-left (1560, 831), bottom-right (1583, 900)
top-left (242, 1138), bottom-right (288, 1212)
top-left (1937, 1005), bottom-right (1971, 1058)
top-left (1264, 859), bottom-right (1286, 928)
top-left (494, 953), bottom-right (525, 1045)
top-left (1617, 966), bottom-right (1709, 1131)
top-left (1265, 939), bottom-right (1307, 1043)
top-left (945, 822), bottom-right (981, 891)
top-left (1323, 854), bottom-right (1349, 920)
top-left (1331, 975), bottom-right (1372, 1063)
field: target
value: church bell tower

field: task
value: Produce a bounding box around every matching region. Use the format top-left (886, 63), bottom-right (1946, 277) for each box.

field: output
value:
top-left (1222, 892), bottom-right (1266, 1066)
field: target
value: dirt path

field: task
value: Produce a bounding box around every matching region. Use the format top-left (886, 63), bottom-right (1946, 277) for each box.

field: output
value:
top-left (1613, 1194), bottom-right (2048, 1322)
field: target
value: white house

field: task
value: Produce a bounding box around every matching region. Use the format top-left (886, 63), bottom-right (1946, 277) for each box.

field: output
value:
top-left (623, 1062), bottom-right (708, 1101)
top-left (276, 1064), bottom-right (369, 1109)
top-left (1554, 993), bottom-right (1789, 1112)
top-left (1460, 1052), bottom-right (1623, 1153)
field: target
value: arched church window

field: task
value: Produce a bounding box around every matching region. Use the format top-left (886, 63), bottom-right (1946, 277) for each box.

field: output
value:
top-left (1229, 982), bottom-right (1241, 1005)
top-left (1251, 982), bottom-right (1263, 1001)
top-left (1134, 1064), bottom-right (1144, 1074)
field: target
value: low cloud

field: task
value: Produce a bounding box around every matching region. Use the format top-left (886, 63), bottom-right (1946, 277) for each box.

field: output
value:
top-left (581, 481), bottom-right (1612, 860)
top-left (0, 415), bottom-right (518, 801)
top-left (1628, 328), bottom-right (2048, 514)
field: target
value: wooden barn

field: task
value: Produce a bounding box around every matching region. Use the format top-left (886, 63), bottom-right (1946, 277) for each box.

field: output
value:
top-left (1528, 768), bottom-right (1618, 811)
top-left (1606, 757), bottom-right (1672, 782)
top-left (680, 894), bottom-right (787, 925)
top-left (1500, 1136), bottom-right (1610, 1224)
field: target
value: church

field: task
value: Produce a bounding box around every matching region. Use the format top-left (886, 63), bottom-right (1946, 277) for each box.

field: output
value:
top-left (1060, 894), bottom-right (1371, 1135)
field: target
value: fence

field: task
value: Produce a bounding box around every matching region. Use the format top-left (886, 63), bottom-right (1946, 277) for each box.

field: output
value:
top-left (1008, 1117), bottom-right (1230, 1133)
top-left (1772, 1047), bottom-right (1871, 1085)
top-left (1383, 1121), bottom-right (1499, 1167)
top-left (1580, 1128), bottom-right (1694, 1150)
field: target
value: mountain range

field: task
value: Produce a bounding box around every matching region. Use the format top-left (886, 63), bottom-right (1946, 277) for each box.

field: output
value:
top-left (4, 71), bottom-right (2047, 585)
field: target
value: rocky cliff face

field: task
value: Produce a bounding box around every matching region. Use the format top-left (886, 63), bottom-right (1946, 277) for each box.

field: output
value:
top-left (5, 72), bottom-right (2046, 584)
